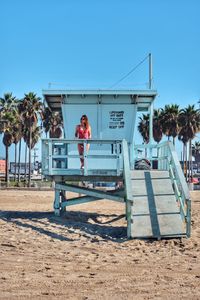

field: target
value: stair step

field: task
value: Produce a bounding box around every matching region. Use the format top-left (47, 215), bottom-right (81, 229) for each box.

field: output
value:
top-left (130, 213), bottom-right (185, 238)
top-left (132, 195), bottom-right (179, 214)
top-left (131, 170), bottom-right (174, 196)
top-left (131, 170), bottom-right (169, 179)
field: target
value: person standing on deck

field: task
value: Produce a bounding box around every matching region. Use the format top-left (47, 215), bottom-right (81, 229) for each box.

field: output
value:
top-left (75, 115), bottom-right (92, 169)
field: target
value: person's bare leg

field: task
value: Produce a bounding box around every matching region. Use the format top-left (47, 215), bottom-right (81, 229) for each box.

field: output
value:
top-left (78, 144), bottom-right (84, 168)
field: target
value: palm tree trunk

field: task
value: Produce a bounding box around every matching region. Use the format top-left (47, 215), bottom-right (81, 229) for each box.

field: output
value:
top-left (183, 143), bottom-right (186, 176)
top-left (24, 143), bottom-right (27, 185)
top-left (17, 139), bottom-right (22, 184)
top-left (28, 125), bottom-right (32, 187)
top-left (182, 144), bottom-right (184, 170)
top-left (5, 145), bottom-right (9, 187)
top-left (185, 143), bottom-right (188, 180)
top-left (189, 139), bottom-right (193, 180)
top-left (14, 144), bottom-right (17, 181)
top-left (188, 142), bottom-right (190, 180)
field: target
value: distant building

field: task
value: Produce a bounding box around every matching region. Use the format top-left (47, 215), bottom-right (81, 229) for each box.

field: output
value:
top-left (10, 162), bottom-right (34, 175)
top-left (0, 158), bottom-right (6, 176)
top-left (193, 154), bottom-right (200, 173)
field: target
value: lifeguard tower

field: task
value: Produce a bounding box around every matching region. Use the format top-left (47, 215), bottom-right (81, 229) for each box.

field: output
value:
top-left (42, 88), bottom-right (191, 239)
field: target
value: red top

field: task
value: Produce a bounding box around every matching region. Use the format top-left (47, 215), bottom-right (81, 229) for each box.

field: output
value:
top-left (76, 125), bottom-right (91, 139)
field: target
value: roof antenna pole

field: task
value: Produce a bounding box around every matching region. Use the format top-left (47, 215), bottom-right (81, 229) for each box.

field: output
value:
top-left (149, 53), bottom-right (152, 89)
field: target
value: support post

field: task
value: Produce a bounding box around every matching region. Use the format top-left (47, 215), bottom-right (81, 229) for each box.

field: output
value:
top-left (60, 190), bottom-right (66, 213)
top-left (65, 143), bottom-right (68, 169)
top-left (54, 187), bottom-right (61, 216)
top-left (126, 200), bottom-right (133, 238)
top-left (129, 104), bottom-right (137, 169)
top-left (186, 199), bottom-right (191, 238)
top-left (116, 143), bottom-right (120, 176)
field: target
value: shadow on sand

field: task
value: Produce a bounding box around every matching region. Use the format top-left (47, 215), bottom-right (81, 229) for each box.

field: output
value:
top-left (0, 210), bottom-right (127, 243)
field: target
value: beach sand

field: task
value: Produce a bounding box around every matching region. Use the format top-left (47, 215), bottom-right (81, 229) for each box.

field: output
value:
top-left (0, 189), bottom-right (200, 299)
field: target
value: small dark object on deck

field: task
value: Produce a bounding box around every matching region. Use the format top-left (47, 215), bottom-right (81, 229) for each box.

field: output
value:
top-left (135, 159), bottom-right (151, 170)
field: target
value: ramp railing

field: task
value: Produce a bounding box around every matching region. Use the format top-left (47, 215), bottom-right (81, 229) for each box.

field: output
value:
top-left (157, 142), bottom-right (191, 237)
top-left (42, 138), bottom-right (123, 177)
top-left (134, 141), bottom-right (191, 237)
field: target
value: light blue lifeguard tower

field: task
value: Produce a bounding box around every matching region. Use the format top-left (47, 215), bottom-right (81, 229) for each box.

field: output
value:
top-left (42, 88), bottom-right (191, 239)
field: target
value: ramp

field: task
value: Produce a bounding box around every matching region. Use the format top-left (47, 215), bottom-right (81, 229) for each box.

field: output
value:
top-left (130, 170), bottom-right (186, 239)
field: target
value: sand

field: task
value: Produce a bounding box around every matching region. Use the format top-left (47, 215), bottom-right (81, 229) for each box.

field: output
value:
top-left (0, 189), bottom-right (200, 300)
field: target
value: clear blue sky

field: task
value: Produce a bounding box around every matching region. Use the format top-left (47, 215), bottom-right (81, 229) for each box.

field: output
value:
top-left (0, 0), bottom-right (200, 161)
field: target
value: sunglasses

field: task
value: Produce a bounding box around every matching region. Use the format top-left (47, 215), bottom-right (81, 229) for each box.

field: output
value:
top-left (81, 118), bottom-right (85, 120)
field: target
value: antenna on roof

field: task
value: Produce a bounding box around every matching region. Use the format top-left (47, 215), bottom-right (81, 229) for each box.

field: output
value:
top-left (149, 53), bottom-right (153, 89)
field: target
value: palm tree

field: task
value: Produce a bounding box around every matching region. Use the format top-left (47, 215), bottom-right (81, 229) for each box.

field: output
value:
top-left (161, 104), bottom-right (180, 146)
top-left (178, 105), bottom-right (200, 180)
top-left (192, 141), bottom-right (200, 156)
top-left (24, 126), bottom-right (41, 184)
top-left (1, 111), bottom-right (16, 186)
top-left (138, 110), bottom-right (163, 158)
top-left (0, 115), bottom-right (7, 134)
top-left (23, 127), bottom-right (29, 183)
top-left (138, 114), bottom-right (149, 158)
top-left (20, 92), bottom-right (43, 187)
top-left (24, 126), bottom-right (41, 155)
top-left (27, 126), bottom-right (41, 149)
top-left (138, 114), bottom-right (150, 144)
top-left (42, 107), bottom-right (52, 138)
top-left (0, 93), bottom-right (18, 185)
top-left (0, 93), bottom-right (17, 112)
top-left (153, 109), bottom-right (163, 144)
top-left (138, 110), bottom-right (163, 144)
top-left (3, 132), bottom-right (14, 186)
top-left (12, 114), bottom-right (23, 182)
top-left (42, 107), bottom-right (63, 138)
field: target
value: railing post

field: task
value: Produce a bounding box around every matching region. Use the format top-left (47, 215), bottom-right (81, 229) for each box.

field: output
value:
top-left (162, 144), bottom-right (165, 170)
top-left (49, 140), bottom-right (52, 175)
top-left (159, 145), bottom-right (162, 170)
top-left (116, 142), bottom-right (120, 176)
top-left (65, 142), bottom-right (68, 169)
top-left (157, 145), bottom-right (160, 170)
top-left (84, 141), bottom-right (88, 175)
top-left (165, 144), bottom-right (169, 170)
top-left (186, 198), bottom-right (191, 238)
top-left (130, 143), bottom-right (135, 170)
top-left (149, 102), bottom-right (154, 165)
top-left (42, 140), bottom-right (48, 172)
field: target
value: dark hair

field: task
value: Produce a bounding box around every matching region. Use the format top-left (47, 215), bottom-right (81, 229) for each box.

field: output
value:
top-left (80, 115), bottom-right (89, 129)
